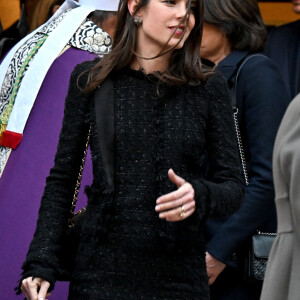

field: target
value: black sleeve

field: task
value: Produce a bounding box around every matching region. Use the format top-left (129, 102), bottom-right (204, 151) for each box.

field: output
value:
top-left (17, 60), bottom-right (96, 292)
top-left (191, 73), bottom-right (244, 222)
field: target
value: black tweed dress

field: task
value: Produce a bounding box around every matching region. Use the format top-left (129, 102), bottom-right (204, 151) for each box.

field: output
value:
top-left (19, 62), bottom-right (244, 300)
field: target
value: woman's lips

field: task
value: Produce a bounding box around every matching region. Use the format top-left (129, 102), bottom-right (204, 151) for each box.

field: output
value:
top-left (169, 26), bottom-right (185, 35)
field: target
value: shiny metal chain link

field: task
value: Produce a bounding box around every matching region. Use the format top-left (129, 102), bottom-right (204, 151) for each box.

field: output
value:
top-left (69, 127), bottom-right (91, 221)
top-left (257, 231), bottom-right (277, 236)
top-left (233, 108), bottom-right (249, 186)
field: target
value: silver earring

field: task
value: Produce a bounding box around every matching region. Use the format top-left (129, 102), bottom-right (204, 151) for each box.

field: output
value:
top-left (134, 16), bottom-right (142, 26)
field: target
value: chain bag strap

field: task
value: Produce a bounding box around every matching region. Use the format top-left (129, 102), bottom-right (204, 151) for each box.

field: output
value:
top-left (68, 126), bottom-right (91, 227)
top-left (233, 109), bottom-right (249, 185)
top-left (232, 54), bottom-right (276, 281)
top-left (232, 54), bottom-right (267, 185)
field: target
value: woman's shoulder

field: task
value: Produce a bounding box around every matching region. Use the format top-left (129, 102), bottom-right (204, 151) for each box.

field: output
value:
top-left (68, 57), bottom-right (101, 91)
top-left (238, 53), bottom-right (285, 90)
top-left (71, 57), bottom-right (101, 79)
top-left (238, 53), bottom-right (290, 107)
top-left (187, 72), bottom-right (232, 108)
top-left (239, 53), bottom-right (279, 75)
top-left (205, 71), bottom-right (228, 86)
top-left (202, 72), bottom-right (229, 97)
top-left (185, 71), bottom-right (228, 91)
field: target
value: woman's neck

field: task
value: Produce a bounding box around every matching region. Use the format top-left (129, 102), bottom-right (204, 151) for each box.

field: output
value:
top-left (130, 43), bottom-right (172, 73)
top-left (210, 48), bottom-right (231, 65)
top-left (130, 56), bottom-right (169, 73)
top-left (207, 39), bottom-right (232, 65)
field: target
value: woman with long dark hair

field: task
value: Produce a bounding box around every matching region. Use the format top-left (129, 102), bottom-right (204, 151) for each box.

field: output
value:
top-left (19, 0), bottom-right (243, 299)
top-left (201, 0), bottom-right (289, 299)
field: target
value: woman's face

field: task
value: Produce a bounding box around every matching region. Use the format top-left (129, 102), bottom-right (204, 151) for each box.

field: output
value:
top-left (134, 0), bottom-right (196, 54)
top-left (292, 0), bottom-right (300, 13)
top-left (200, 22), bottom-right (231, 65)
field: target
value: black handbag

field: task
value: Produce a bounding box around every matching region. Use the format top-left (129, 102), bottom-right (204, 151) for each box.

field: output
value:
top-left (57, 78), bottom-right (114, 281)
top-left (243, 231), bottom-right (276, 281)
top-left (232, 54), bottom-right (276, 282)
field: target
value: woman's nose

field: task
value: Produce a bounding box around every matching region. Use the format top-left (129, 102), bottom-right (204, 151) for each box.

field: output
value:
top-left (175, 1), bottom-right (188, 19)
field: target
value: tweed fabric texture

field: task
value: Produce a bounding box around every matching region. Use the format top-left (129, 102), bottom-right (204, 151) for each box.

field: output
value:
top-left (19, 62), bottom-right (244, 299)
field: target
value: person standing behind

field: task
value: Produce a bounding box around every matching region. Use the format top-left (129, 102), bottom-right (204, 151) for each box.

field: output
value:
top-left (264, 0), bottom-right (300, 100)
top-left (200, 0), bottom-right (289, 299)
top-left (0, 1), bottom-right (118, 299)
top-left (260, 93), bottom-right (300, 300)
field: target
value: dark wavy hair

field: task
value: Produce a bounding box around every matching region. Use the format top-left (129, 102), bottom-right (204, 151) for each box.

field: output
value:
top-left (203, 0), bottom-right (267, 51)
top-left (85, 0), bottom-right (211, 92)
top-left (88, 10), bottom-right (117, 28)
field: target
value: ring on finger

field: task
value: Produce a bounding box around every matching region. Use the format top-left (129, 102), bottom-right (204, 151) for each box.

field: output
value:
top-left (179, 204), bottom-right (185, 218)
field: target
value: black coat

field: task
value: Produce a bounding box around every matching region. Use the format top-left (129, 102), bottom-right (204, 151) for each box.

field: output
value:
top-left (206, 50), bottom-right (290, 299)
top-left (265, 20), bottom-right (300, 100)
top-left (19, 61), bottom-right (244, 299)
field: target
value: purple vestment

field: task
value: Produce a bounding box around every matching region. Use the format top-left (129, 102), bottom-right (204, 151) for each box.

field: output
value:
top-left (0, 47), bottom-right (97, 299)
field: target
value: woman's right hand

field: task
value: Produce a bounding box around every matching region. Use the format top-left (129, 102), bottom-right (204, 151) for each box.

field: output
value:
top-left (21, 277), bottom-right (51, 300)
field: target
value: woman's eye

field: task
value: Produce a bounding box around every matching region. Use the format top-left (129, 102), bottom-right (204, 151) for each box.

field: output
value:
top-left (190, 6), bottom-right (196, 13)
top-left (188, 1), bottom-right (197, 12)
top-left (183, 0), bottom-right (196, 13)
top-left (164, 0), bottom-right (175, 5)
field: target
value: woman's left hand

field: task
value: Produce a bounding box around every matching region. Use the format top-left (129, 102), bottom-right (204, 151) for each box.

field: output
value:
top-left (205, 252), bottom-right (226, 285)
top-left (155, 169), bottom-right (196, 222)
